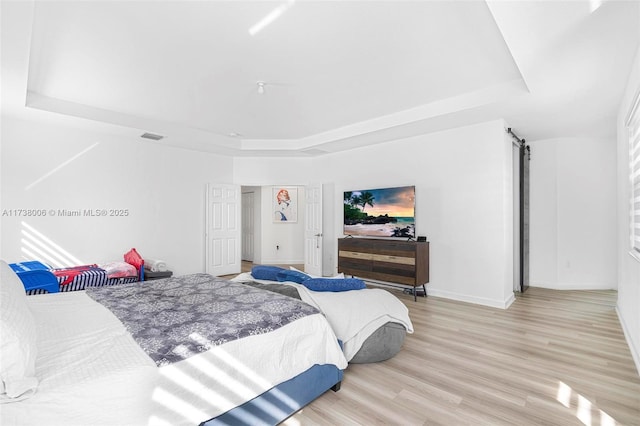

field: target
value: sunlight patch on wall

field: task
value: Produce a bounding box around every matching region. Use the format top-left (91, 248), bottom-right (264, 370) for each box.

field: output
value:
top-left (25, 142), bottom-right (99, 190)
top-left (589, 0), bottom-right (603, 14)
top-left (21, 221), bottom-right (84, 267)
top-left (249, 0), bottom-right (296, 36)
top-left (556, 381), bottom-right (617, 426)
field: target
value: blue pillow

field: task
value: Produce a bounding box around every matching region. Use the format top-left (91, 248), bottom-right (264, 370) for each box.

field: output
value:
top-left (251, 265), bottom-right (285, 281)
top-left (276, 269), bottom-right (310, 284)
top-left (303, 278), bottom-right (366, 292)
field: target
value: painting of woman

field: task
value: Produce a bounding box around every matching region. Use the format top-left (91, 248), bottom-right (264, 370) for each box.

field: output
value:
top-left (273, 187), bottom-right (297, 222)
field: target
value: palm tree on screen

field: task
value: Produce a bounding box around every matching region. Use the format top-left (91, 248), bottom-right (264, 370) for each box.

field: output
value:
top-left (351, 194), bottom-right (362, 209)
top-left (359, 191), bottom-right (375, 211)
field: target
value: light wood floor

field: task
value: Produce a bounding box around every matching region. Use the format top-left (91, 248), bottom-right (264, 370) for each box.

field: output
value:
top-left (235, 263), bottom-right (640, 425)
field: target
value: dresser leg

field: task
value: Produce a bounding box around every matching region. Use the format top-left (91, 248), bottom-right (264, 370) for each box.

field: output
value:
top-left (411, 285), bottom-right (427, 301)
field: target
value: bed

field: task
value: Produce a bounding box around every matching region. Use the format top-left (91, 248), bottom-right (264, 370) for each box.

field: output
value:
top-left (0, 260), bottom-right (347, 425)
top-left (231, 267), bottom-right (414, 364)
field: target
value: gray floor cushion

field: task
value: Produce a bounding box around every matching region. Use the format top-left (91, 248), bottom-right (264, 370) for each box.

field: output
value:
top-left (349, 321), bottom-right (406, 364)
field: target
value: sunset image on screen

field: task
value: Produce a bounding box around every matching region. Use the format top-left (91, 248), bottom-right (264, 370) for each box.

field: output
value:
top-left (343, 186), bottom-right (415, 238)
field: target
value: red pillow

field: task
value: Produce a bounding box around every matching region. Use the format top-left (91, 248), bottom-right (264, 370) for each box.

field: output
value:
top-left (123, 248), bottom-right (144, 271)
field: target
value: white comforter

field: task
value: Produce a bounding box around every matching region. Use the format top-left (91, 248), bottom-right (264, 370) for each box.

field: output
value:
top-left (1, 291), bottom-right (347, 426)
top-left (232, 273), bottom-right (414, 361)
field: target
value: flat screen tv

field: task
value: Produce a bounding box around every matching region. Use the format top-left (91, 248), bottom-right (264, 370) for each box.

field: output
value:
top-left (343, 185), bottom-right (415, 238)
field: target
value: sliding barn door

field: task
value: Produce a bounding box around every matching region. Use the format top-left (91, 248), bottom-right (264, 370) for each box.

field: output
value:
top-left (205, 184), bottom-right (241, 276)
top-left (519, 145), bottom-right (530, 292)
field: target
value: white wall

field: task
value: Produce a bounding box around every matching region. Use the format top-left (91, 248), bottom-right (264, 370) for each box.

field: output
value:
top-left (233, 157), bottom-right (314, 185)
top-left (0, 116), bottom-right (234, 276)
top-left (529, 137), bottom-right (617, 289)
top-left (258, 185), bottom-right (305, 264)
top-left (616, 43), bottom-right (640, 374)
top-left (235, 120), bottom-right (516, 308)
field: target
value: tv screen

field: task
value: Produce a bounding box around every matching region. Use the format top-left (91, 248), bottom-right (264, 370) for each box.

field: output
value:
top-left (343, 185), bottom-right (415, 238)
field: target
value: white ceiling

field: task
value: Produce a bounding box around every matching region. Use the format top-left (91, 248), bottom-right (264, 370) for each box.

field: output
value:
top-left (3, 0), bottom-right (639, 156)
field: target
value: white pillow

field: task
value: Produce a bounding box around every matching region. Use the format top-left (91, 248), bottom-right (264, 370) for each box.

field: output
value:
top-left (289, 266), bottom-right (345, 279)
top-left (0, 260), bottom-right (39, 402)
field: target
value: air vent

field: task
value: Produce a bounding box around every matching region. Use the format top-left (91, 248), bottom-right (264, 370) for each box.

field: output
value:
top-left (140, 132), bottom-right (164, 141)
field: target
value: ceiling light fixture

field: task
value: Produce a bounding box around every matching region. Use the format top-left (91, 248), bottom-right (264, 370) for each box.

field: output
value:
top-left (257, 81), bottom-right (266, 95)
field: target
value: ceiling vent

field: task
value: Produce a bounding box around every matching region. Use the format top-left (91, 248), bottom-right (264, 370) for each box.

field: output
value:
top-left (140, 132), bottom-right (165, 141)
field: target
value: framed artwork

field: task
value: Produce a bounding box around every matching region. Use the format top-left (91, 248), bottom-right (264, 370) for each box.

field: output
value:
top-left (273, 187), bottom-right (298, 222)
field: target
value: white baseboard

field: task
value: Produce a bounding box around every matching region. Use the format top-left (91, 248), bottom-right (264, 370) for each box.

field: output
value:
top-left (529, 281), bottom-right (616, 290)
top-left (360, 278), bottom-right (515, 309)
top-left (616, 305), bottom-right (640, 376)
top-left (425, 288), bottom-right (515, 310)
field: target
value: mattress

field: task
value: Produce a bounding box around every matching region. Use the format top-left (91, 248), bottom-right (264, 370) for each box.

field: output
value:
top-left (1, 286), bottom-right (347, 426)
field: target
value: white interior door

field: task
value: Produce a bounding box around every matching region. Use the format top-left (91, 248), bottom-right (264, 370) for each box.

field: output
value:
top-left (304, 183), bottom-right (323, 276)
top-left (206, 183), bottom-right (241, 276)
top-left (241, 191), bottom-right (254, 262)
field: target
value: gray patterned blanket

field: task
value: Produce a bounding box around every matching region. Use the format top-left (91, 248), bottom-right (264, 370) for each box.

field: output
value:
top-left (85, 273), bottom-right (319, 366)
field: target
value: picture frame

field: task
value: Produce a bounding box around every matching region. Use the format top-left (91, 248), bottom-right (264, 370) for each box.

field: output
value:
top-left (273, 187), bottom-right (298, 223)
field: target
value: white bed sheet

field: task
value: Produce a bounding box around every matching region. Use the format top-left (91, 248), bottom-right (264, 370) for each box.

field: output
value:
top-left (1, 290), bottom-right (347, 426)
top-left (231, 272), bottom-right (414, 361)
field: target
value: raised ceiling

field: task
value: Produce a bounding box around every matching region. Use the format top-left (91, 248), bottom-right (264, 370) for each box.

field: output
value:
top-left (5, 1), bottom-right (640, 156)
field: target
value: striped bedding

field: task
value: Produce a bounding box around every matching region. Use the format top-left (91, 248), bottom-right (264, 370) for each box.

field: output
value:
top-left (26, 266), bottom-right (138, 295)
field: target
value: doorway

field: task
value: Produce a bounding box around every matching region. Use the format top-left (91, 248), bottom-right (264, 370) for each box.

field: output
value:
top-left (239, 184), bottom-right (334, 275)
top-left (241, 191), bottom-right (255, 262)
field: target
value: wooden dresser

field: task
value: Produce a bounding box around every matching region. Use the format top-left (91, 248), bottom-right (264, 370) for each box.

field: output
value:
top-left (337, 238), bottom-right (429, 300)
